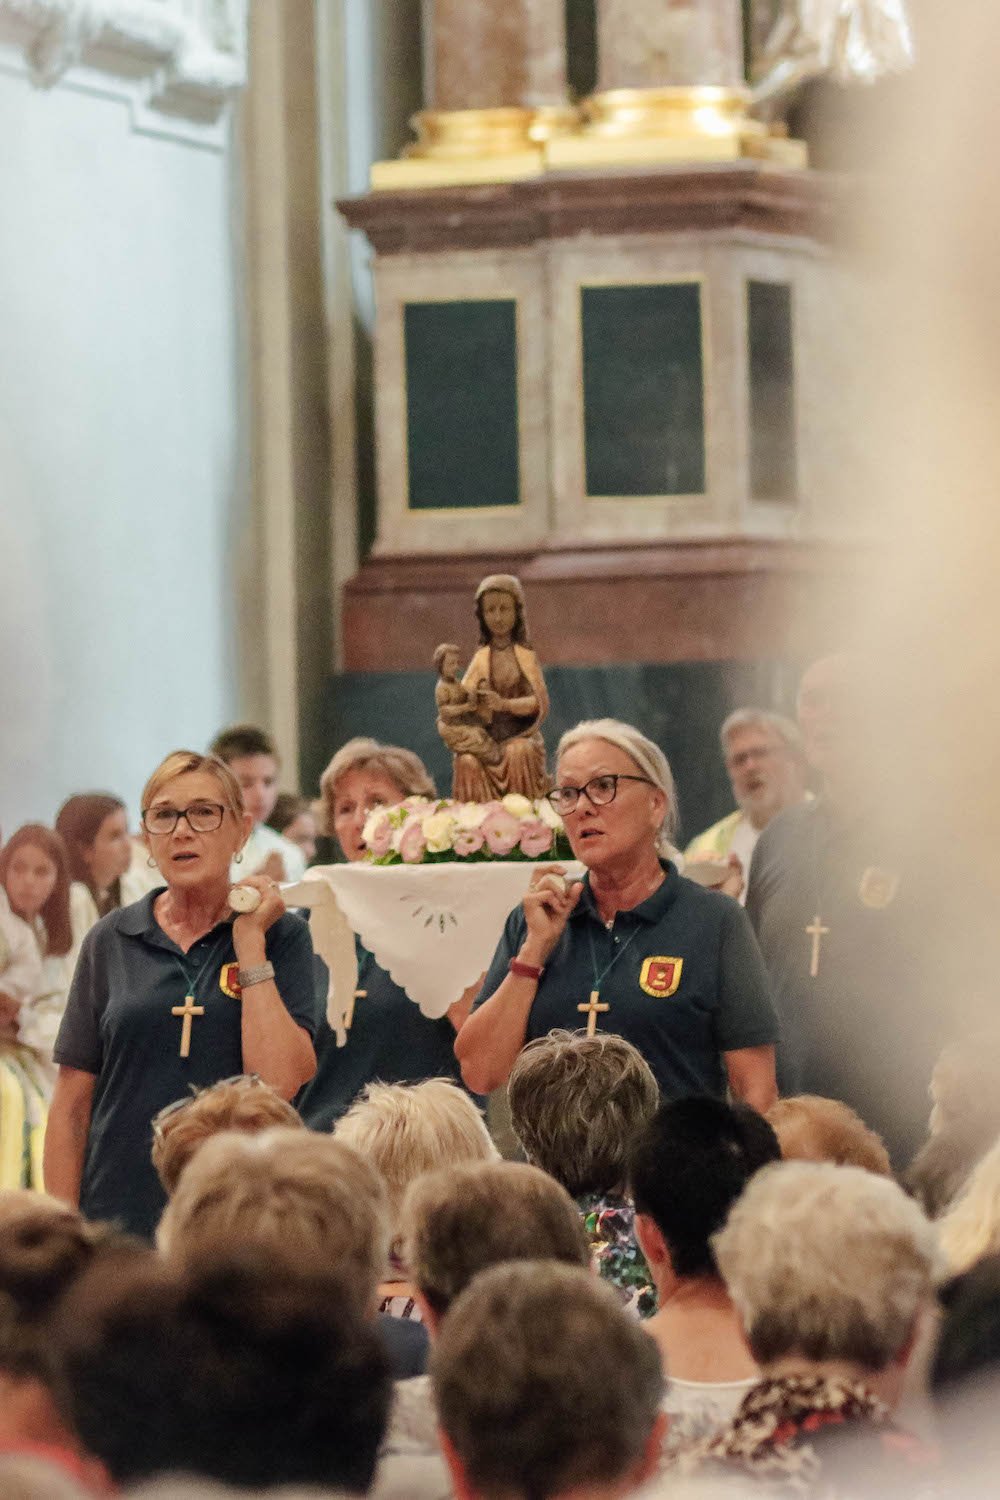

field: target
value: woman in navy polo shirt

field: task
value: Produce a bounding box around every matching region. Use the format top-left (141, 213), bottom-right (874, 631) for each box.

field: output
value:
top-left (457, 719), bottom-right (779, 1112)
top-left (296, 738), bottom-right (477, 1133)
top-left (43, 750), bottom-right (320, 1238)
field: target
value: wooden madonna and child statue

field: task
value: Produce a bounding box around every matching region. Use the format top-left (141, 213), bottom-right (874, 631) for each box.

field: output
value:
top-left (434, 574), bottom-right (550, 802)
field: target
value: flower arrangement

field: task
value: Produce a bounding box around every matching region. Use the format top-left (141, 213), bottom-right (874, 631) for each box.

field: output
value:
top-left (362, 794), bottom-right (572, 866)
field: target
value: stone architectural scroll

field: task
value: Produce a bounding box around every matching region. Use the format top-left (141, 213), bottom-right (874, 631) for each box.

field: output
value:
top-left (0, 0), bottom-right (248, 139)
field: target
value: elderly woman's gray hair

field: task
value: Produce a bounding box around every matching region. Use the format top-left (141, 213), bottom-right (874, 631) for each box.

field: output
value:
top-left (713, 1160), bottom-right (940, 1371)
top-left (556, 719), bottom-right (678, 845)
top-left (317, 737), bottom-right (436, 836)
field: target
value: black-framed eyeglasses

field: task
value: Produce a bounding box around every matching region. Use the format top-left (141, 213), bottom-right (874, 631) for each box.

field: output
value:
top-left (142, 801), bottom-right (226, 836)
top-left (546, 774), bottom-right (655, 815)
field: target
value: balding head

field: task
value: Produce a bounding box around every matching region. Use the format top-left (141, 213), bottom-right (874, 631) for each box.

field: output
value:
top-left (796, 654), bottom-right (858, 786)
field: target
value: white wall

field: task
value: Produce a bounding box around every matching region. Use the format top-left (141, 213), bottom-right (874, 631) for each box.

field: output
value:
top-left (0, 50), bottom-right (247, 826)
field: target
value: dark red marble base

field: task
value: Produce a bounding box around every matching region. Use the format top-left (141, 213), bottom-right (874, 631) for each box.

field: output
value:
top-left (338, 162), bottom-right (837, 254)
top-left (343, 538), bottom-right (871, 672)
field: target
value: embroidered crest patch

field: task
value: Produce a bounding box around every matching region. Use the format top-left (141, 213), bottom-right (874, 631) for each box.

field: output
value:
top-left (219, 962), bottom-right (242, 999)
top-left (639, 956), bottom-right (683, 998)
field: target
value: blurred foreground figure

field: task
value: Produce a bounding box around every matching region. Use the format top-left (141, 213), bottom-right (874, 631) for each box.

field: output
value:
top-left (746, 655), bottom-right (942, 1167)
top-left (51, 1255), bottom-right (390, 1492)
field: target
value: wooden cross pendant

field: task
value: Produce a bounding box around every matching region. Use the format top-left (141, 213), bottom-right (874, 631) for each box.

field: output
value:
top-left (805, 915), bottom-right (830, 979)
top-left (172, 993), bottom-right (205, 1058)
top-left (343, 989), bottom-right (366, 1033)
top-left (578, 989), bottom-right (609, 1038)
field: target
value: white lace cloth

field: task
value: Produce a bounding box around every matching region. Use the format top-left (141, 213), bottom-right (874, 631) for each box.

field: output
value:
top-left (285, 863), bottom-right (585, 1042)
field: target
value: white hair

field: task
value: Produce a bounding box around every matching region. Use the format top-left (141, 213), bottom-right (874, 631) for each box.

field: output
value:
top-left (333, 1078), bottom-right (498, 1246)
top-left (719, 708), bottom-right (805, 760)
top-left (938, 1133), bottom-right (1000, 1275)
top-left (556, 719), bottom-right (677, 847)
top-left (713, 1160), bottom-right (941, 1371)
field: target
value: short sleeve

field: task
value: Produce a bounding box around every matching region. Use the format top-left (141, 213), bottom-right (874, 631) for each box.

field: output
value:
top-left (52, 925), bottom-right (104, 1074)
top-left (267, 913), bottom-right (324, 1038)
top-left (471, 906), bottom-right (528, 1013)
top-left (714, 899), bottom-right (781, 1053)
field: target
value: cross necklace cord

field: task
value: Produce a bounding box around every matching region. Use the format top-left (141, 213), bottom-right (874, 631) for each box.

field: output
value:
top-left (582, 921), bottom-right (643, 1037)
top-left (169, 933), bottom-right (233, 1059)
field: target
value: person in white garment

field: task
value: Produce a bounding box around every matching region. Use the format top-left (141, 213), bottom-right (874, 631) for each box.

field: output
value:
top-left (209, 724), bottom-right (307, 884)
top-left (685, 709), bottom-right (809, 902)
top-left (55, 792), bottom-right (148, 972)
top-left (0, 823), bottom-right (75, 1069)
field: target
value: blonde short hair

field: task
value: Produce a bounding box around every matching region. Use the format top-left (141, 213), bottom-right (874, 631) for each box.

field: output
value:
top-left (317, 738), bottom-right (435, 838)
top-left (151, 1077), bottom-right (303, 1196)
top-left (141, 751), bottom-right (244, 822)
top-left (402, 1161), bottom-right (590, 1319)
top-left (713, 1161), bottom-right (939, 1371)
top-left (766, 1095), bottom-right (892, 1177)
top-left (556, 719), bottom-right (678, 845)
top-left (507, 1030), bottom-right (659, 1197)
top-left (333, 1079), bottom-right (496, 1244)
top-left (938, 1134), bottom-right (1000, 1275)
top-left (157, 1129), bottom-right (390, 1307)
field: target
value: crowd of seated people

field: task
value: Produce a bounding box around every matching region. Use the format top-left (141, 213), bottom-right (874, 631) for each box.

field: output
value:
top-left (7, 690), bottom-right (1000, 1498)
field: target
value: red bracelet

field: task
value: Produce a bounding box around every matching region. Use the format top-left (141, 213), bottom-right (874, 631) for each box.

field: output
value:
top-left (509, 957), bottom-right (544, 981)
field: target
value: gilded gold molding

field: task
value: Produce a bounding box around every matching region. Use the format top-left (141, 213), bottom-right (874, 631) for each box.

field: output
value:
top-left (371, 104), bottom-right (575, 189)
top-left (548, 86), bottom-right (807, 170)
top-left (368, 88), bottom-right (806, 189)
top-left (406, 107), bottom-right (540, 160)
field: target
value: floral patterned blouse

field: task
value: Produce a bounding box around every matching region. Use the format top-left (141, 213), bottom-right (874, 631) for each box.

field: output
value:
top-left (672, 1374), bottom-right (938, 1494)
top-left (577, 1191), bottom-right (657, 1319)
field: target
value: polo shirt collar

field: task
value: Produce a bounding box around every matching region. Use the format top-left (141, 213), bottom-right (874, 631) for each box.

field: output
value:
top-left (117, 890), bottom-right (164, 936)
top-left (571, 859), bottom-right (678, 928)
top-left (117, 888), bottom-right (236, 945)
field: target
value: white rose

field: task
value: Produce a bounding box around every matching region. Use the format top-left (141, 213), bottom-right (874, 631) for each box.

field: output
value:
top-left (501, 793), bottom-right (534, 820)
top-left (536, 798), bottom-right (564, 832)
top-left (454, 802), bottom-right (488, 830)
top-left (362, 808), bottom-right (389, 845)
top-left (422, 810), bottom-right (456, 853)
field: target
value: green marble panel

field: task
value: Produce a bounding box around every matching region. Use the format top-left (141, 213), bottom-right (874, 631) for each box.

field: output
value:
top-left (748, 280), bottom-right (797, 503)
top-left (581, 282), bottom-right (706, 497)
top-left (404, 299), bottom-right (520, 511)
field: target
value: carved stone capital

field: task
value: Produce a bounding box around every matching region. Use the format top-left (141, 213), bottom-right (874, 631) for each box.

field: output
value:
top-left (0, 0), bottom-right (247, 135)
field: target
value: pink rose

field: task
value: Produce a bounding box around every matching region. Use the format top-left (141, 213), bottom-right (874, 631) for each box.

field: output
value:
top-left (368, 814), bottom-right (393, 857)
top-left (518, 818), bottom-right (553, 858)
top-left (453, 827), bottom-right (485, 857)
top-left (482, 807), bottom-right (521, 857)
top-left (399, 820), bottom-right (427, 864)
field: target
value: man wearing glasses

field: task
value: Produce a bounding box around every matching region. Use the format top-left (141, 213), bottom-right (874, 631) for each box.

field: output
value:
top-left (685, 709), bottom-right (809, 904)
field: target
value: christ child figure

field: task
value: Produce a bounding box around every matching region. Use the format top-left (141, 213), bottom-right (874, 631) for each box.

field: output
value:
top-left (434, 644), bottom-right (502, 765)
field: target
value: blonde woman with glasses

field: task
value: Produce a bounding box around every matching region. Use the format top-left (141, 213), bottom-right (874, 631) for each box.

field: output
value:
top-left (43, 750), bottom-right (320, 1239)
top-left (457, 719), bottom-right (779, 1111)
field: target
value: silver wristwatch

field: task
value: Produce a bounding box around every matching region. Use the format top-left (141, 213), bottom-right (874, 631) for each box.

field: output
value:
top-left (237, 961), bottom-right (275, 990)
